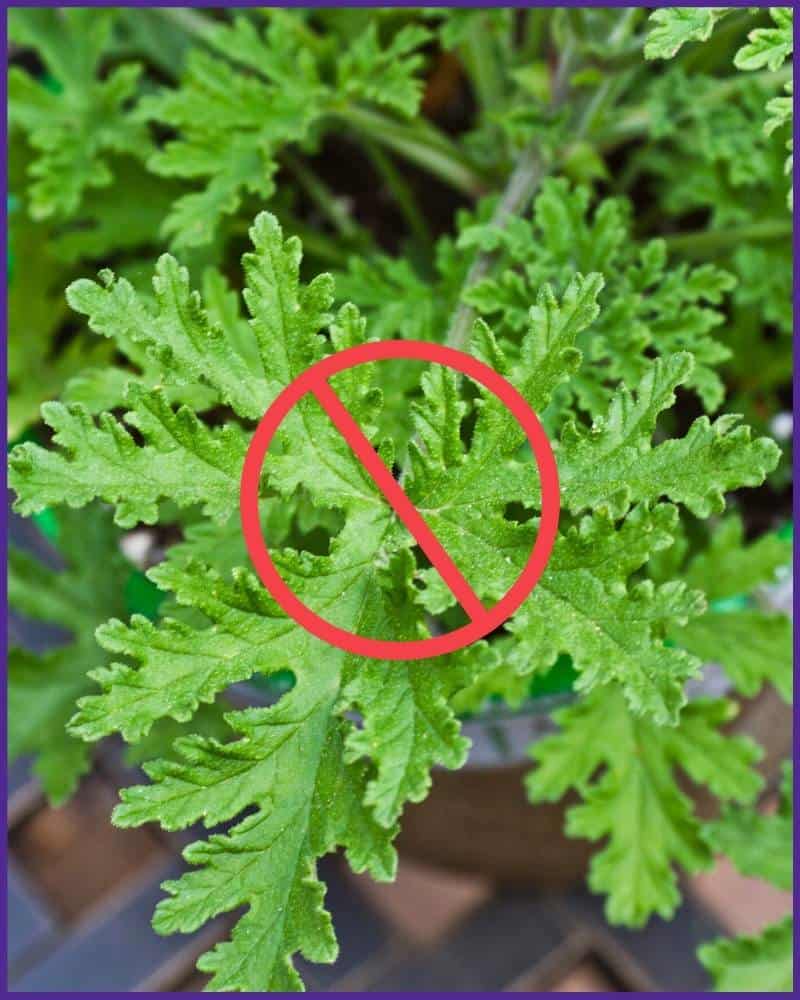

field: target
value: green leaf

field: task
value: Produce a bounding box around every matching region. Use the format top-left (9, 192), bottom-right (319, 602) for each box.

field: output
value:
top-left (115, 676), bottom-right (396, 992)
top-left (138, 13), bottom-right (433, 247)
top-left (765, 82), bottom-right (793, 137)
top-left (10, 198), bottom-right (786, 990)
top-left (699, 763), bottom-right (792, 990)
top-left (704, 762), bottom-right (793, 890)
top-left (49, 157), bottom-right (186, 265)
top-left (342, 551), bottom-right (489, 826)
top-left (734, 8), bottom-right (793, 72)
top-left (8, 507), bottom-right (130, 802)
top-left (77, 546), bottom-right (381, 991)
top-left (138, 22), bottom-right (322, 249)
top-left (408, 274), bottom-right (603, 551)
top-left (345, 655), bottom-right (472, 826)
top-left (460, 180), bottom-right (735, 414)
top-left (699, 916), bottom-right (793, 992)
top-left (65, 255), bottom-right (269, 421)
top-left (672, 608), bottom-right (792, 702)
top-left (8, 388), bottom-right (249, 528)
top-left (419, 501), bottom-right (701, 725)
top-left (337, 23), bottom-right (432, 117)
top-left (6, 140), bottom-right (113, 438)
top-left (522, 506), bottom-right (697, 719)
top-left (68, 502), bottom-right (393, 741)
top-left (99, 516), bottom-right (478, 989)
top-left (8, 8), bottom-right (148, 219)
top-left (7, 212), bottom-right (381, 527)
top-left (122, 701), bottom-right (235, 768)
top-left (559, 355), bottom-right (780, 518)
top-left (668, 516), bottom-right (792, 700)
top-left (510, 573), bottom-right (702, 727)
top-left (680, 515), bottom-right (791, 600)
top-left (528, 691), bottom-right (763, 926)
top-left (644, 8), bottom-right (732, 61)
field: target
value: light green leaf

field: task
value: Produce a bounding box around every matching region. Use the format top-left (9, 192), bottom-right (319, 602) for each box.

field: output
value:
top-left (337, 23), bottom-right (432, 117)
top-left (9, 8), bottom-right (148, 219)
top-left (139, 13), bottom-right (433, 247)
top-left (138, 16), bottom-right (327, 248)
top-left (460, 180), bottom-right (735, 413)
top-left (115, 675), bottom-right (396, 992)
top-left (66, 257), bottom-right (267, 420)
top-left (645, 8), bottom-right (732, 61)
top-left (699, 916), bottom-right (793, 992)
top-left (8, 388), bottom-right (248, 528)
top-left (704, 762), bottom-right (793, 890)
top-left (673, 608), bottom-right (792, 702)
top-left (680, 514), bottom-right (791, 599)
top-left (528, 691), bottom-right (763, 926)
top-left (409, 275), bottom-right (603, 540)
top-left (99, 516), bottom-right (474, 989)
top-left (511, 576), bottom-right (702, 726)
top-left (8, 212), bottom-right (387, 527)
top-left (734, 8), bottom-right (793, 72)
top-left (699, 763), bottom-right (792, 991)
top-left (342, 551), bottom-right (489, 826)
top-left (669, 516), bottom-right (792, 700)
top-left (559, 355), bottom-right (780, 517)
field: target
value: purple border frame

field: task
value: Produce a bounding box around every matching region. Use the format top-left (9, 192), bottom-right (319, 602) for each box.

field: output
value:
top-left (0, 1), bottom-right (779, 6)
top-left (1, 2), bottom-right (796, 996)
top-left (792, 2), bottom-right (798, 993)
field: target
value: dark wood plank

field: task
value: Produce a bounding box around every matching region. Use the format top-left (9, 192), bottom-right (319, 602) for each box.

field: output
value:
top-left (8, 861), bottom-right (57, 969)
top-left (10, 860), bottom-right (209, 992)
top-left (365, 891), bottom-right (566, 991)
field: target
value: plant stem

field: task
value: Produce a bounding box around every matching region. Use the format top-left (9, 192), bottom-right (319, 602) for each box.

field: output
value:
top-left (442, 7), bottom-right (642, 352)
top-left (361, 139), bottom-right (434, 251)
top-left (444, 40), bottom-right (577, 350)
top-left (522, 8), bottom-right (548, 62)
top-left (333, 104), bottom-right (490, 198)
top-left (660, 219), bottom-right (792, 255)
top-left (462, 14), bottom-right (506, 112)
top-left (156, 7), bottom-right (218, 44)
top-left (444, 144), bottom-right (547, 350)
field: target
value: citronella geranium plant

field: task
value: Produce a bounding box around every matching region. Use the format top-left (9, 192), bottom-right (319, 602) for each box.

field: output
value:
top-left (8, 7), bottom-right (792, 991)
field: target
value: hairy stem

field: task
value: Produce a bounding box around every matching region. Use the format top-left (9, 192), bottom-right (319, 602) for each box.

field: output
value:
top-left (444, 41), bottom-right (577, 350)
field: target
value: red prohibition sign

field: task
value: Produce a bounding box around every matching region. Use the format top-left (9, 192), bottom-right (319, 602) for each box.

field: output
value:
top-left (240, 340), bottom-right (560, 660)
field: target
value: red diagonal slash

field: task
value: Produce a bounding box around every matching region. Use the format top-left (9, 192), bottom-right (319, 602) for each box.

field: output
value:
top-left (240, 339), bottom-right (560, 661)
top-left (312, 379), bottom-right (487, 621)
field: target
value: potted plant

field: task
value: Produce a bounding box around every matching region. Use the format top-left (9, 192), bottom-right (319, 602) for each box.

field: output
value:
top-left (8, 7), bottom-right (792, 992)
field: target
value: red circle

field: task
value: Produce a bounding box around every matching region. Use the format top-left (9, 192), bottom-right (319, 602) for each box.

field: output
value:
top-left (240, 340), bottom-right (560, 660)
